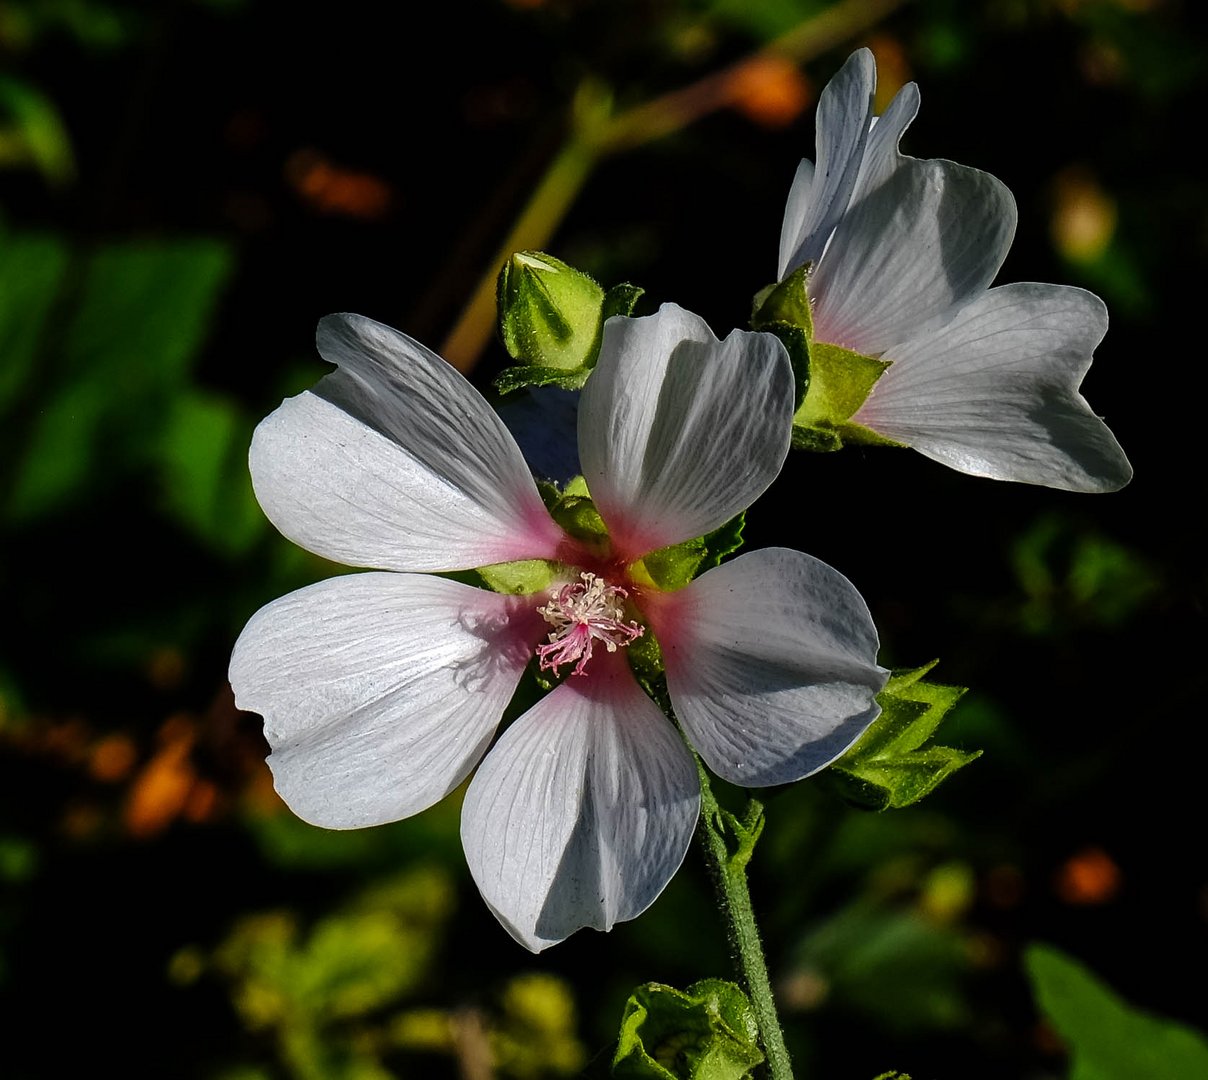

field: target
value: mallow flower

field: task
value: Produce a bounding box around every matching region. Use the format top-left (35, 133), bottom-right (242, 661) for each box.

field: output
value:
top-left (229, 305), bottom-right (887, 951)
top-left (769, 48), bottom-right (1131, 492)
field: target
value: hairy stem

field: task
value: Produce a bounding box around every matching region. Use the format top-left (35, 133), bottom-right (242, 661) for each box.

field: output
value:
top-left (696, 758), bottom-right (794, 1080)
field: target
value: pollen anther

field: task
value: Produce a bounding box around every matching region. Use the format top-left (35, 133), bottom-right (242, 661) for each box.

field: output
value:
top-left (536, 572), bottom-right (644, 676)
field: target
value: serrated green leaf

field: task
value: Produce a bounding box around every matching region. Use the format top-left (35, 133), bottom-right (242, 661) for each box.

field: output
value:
top-left (613, 980), bottom-right (763, 1080)
top-left (1026, 943), bottom-right (1208, 1080)
top-left (829, 662), bottom-right (980, 810)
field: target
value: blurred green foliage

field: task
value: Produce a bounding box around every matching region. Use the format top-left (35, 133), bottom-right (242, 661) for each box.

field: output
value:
top-left (1027, 944), bottom-right (1208, 1080)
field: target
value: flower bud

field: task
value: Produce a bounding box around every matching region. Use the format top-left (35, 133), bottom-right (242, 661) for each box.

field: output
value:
top-left (497, 251), bottom-right (606, 372)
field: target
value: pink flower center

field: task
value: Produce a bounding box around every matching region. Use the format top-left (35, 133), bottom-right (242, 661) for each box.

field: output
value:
top-left (535, 572), bottom-right (644, 677)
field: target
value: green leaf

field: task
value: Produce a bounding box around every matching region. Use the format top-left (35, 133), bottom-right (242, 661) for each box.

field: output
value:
top-left (613, 980), bottom-right (763, 1080)
top-left (1025, 943), bottom-right (1208, 1080)
top-left (6, 237), bottom-right (233, 521)
top-left (829, 661), bottom-right (980, 810)
top-left (602, 281), bottom-right (644, 320)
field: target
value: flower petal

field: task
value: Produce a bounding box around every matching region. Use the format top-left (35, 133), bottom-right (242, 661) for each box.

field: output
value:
top-left (808, 79), bottom-right (1018, 355)
top-left (461, 651), bottom-right (700, 952)
top-left (250, 313), bottom-right (564, 572)
top-left (230, 572), bottom-right (542, 829)
top-left (578, 304), bottom-right (793, 559)
top-left (649, 548), bottom-right (887, 788)
top-left (853, 283), bottom-right (1132, 491)
top-left (778, 48), bottom-right (876, 279)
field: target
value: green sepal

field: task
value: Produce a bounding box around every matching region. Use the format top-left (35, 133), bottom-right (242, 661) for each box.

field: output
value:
top-left (708, 798), bottom-right (765, 875)
top-left (872, 1073), bottom-right (912, 1080)
top-left (602, 281), bottom-right (644, 320)
top-left (612, 979), bottom-right (764, 1080)
top-left (632, 513), bottom-right (746, 593)
top-left (494, 362), bottom-right (593, 395)
top-left (476, 559), bottom-right (558, 596)
top-left (828, 661), bottom-right (980, 811)
top-left (791, 340), bottom-right (892, 451)
top-left (751, 264), bottom-right (813, 336)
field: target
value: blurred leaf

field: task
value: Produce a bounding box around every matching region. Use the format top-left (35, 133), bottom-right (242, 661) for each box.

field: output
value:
top-left (213, 866), bottom-right (454, 1030)
top-left (613, 979), bottom-right (763, 1080)
top-left (0, 228), bottom-right (69, 410)
top-left (829, 662), bottom-right (980, 810)
top-left (0, 74), bottom-right (76, 184)
top-left (1026, 943), bottom-right (1208, 1080)
top-left (706, 0), bottom-right (830, 40)
top-left (793, 906), bottom-right (970, 1032)
top-left (158, 390), bottom-right (266, 555)
top-left (7, 237), bottom-right (233, 521)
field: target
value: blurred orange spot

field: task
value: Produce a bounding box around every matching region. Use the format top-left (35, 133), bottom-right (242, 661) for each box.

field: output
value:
top-left (865, 35), bottom-right (911, 112)
top-left (728, 56), bottom-right (813, 129)
top-left (89, 733), bottom-right (138, 782)
top-left (184, 779), bottom-right (220, 823)
top-left (285, 149), bottom-right (394, 220)
top-left (778, 969), bottom-right (829, 1010)
top-left (1052, 167), bottom-right (1117, 262)
top-left (1055, 846), bottom-right (1121, 905)
top-left (124, 716), bottom-right (197, 838)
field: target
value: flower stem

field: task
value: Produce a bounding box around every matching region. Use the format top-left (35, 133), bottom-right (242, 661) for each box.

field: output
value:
top-left (696, 757), bottom-right (794, 1080)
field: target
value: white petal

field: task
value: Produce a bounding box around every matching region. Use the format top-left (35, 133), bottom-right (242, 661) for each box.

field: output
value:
top-left (853, 283), bottom-right (1132, 491)
top-left (649, 548), bottom-right (888, 788)
top-left (461, 652), bottom-right (700, 952)
top-left (229, 572), bottom-right (542, 829)
top-left (778, 48), bottom-right (876, 279)
top-left (250, 313), bottom-right (564, 572)
top-left (578, 304), bottom-right (793, 559)
top-left (809, 81), bottom-right (1018, 355)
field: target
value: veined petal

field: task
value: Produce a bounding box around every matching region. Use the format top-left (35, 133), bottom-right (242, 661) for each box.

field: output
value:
top-left (250, 313), bottom-right (564, 573)
top-left (578, 304), bottom-right (793, 559)
top-left (778, 48), bottom-right (876, 279)
top-left (809, 80), bottom-right (1017, 355)
top-left (230, 573), bottom-right (542, 829)
top-left (461, 651), bottom-right (700, 953)
top-left (852, 283), bottom-right (1132, 491)
top-left (649, 548), bottom-right (887, 788)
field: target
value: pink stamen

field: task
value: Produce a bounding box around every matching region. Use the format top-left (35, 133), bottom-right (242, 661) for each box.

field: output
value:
top-left (536, 572), bottom-right (644, 677)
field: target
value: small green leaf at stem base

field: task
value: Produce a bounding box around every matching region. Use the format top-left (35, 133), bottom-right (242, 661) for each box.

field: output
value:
top-left (612, 980), bottom-right (764, 1080)
top-left (828, 661), bottom-right (980, 810)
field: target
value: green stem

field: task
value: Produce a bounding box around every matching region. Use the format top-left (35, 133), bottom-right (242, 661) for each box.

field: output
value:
top-left (696, 758), bottom-right (794, 1080)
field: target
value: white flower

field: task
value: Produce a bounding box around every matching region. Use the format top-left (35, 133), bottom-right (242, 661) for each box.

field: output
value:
top-left (778, 49), bottom-right (1132, 492)
top-left (229, 305), bottom-right (887, 951)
